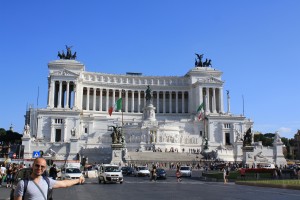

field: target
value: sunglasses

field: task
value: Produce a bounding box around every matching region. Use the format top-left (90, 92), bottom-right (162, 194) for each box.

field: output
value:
top-left (34, 164), bottom-right (46, 169)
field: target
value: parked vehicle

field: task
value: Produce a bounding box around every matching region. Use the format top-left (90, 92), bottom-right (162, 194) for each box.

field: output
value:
top-left (60, 167), bottom-right (83, 180)
top-left (98, 164), bottom-right (123, 184)
top-left (121, 166), bottom-right (134, 176)
top-left (133, 166), bottom-right (150, 177)
top-left (156, 168), bottom-right (167, 179)
top-left (262, 164), bottom-right (275, 169)
top-left (179, 166), bottom-right (192, 177)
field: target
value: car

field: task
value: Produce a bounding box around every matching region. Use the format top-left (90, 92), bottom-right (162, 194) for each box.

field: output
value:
top-left (179, 166), bottom-right (192, 177)
top-left (98, 164), bottom-right (123, 184)
top-left (121, 166), bottom-right (134, 176)
top-left (133, 166), bottom-right (150, 177)
top-left (155, 168), bottom-right (167, 179)
top-left (60, 167), bottom-right (83, 180)
top-left (262, 164), bottom-right (275, 169)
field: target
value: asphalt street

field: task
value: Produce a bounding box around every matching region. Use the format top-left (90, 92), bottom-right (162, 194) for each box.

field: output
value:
top-left (2, 170), bottom-right (300, 200)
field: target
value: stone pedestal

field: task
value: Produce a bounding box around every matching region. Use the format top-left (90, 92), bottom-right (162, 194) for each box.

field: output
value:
top-left (70, 137), bottom-right (79, 153)
top-left (234, 141), bottom-right (243, 162)
top-left (273, 138), bottom-right (287, 167)
top-left (242, 146), bottom-right (254, 167)
top-left (110, 143), bottom-right (125, 165)
top-left (143, 103), bottom-right (156, 121)
top-left (22, 135), bottom-right (31, 159)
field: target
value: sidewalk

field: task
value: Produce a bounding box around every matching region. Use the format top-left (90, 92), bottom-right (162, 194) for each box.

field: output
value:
top-left (0, 185), bottom-right (12, 200)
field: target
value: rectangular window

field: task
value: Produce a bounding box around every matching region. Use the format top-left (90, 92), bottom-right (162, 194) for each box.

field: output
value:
top-left (55, 129), bottom-right (62, 142)
top-left (225, 133), bottom-right (230, 145)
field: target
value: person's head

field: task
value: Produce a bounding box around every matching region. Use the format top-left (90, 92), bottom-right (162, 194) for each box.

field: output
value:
top-left (32, 158), bottom-right (47, 177)
top-left (53, 164), bottom-right (56, 167)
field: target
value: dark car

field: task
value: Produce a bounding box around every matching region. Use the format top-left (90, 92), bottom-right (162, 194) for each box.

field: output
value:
top-left (121, 166), bottom-right (134, 176)
top-left (156, 168), bottom-right (167, 179)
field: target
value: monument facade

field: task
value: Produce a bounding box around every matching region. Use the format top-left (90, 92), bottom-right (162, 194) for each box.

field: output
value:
top-left (22, 49), bottom-right (286, 166)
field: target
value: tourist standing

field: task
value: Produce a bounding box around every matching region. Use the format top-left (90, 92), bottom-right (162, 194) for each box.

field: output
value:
top-left (14, 158), bottom-right (85, 200)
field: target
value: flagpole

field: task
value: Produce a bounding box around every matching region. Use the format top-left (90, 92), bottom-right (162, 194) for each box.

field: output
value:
top-left (121, 89), bottom-right (125, 126)
top-left (242, 95), bottom-right (244, 116)
top-left (203, 95), bottom-right (208, 150)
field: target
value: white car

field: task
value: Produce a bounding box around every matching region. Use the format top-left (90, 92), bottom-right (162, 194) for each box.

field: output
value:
top-left (262, 164), bottom-right (275, 169)
top-left (133, 166), bottom-right (150, 177)
top-left (60, 168), bottom-right (83, 180)
top-left (98, 164), bottom-right (123, 184)
top-left (179, 166), bottom-right (192, 177)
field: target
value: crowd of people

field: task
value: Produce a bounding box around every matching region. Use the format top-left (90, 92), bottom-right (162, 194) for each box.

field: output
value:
top-left (0, 162), bottom-right (24, 188)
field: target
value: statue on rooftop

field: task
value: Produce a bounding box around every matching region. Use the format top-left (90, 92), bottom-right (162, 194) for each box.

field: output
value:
top-left (57, 45), bottom-right (77, 60)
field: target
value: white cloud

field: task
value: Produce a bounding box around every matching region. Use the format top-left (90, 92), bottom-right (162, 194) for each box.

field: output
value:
top-left (277, 127), bottom-right (293, 138)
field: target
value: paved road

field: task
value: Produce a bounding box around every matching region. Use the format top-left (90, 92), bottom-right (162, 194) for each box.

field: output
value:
top-left (2, 171), bottom-right (300, 200)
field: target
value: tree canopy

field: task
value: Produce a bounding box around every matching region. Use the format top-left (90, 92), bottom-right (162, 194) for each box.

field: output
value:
top-left (0, 128), bottom-right (22, 145)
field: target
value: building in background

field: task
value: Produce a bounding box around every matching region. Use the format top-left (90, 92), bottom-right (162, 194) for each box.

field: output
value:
top-left (22, 49), bottom-right (286, 166)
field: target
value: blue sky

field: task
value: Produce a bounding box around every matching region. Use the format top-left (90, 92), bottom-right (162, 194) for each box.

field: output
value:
top-left (0, 1), bottom-right (299, 139)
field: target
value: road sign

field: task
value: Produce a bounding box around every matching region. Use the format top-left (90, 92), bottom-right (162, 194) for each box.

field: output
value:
top-left (32, 151), bottom-right (41, 158)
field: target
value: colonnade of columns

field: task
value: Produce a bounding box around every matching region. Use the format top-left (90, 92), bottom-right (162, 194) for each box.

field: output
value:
top-left (48, 80), bottom-right (224, 114)
top-left (81, 88), bottom-right (189, 114)
top-left (48, 80), bottom-right (76, 109)
top-left (199, 87), bottom-right (224, 114)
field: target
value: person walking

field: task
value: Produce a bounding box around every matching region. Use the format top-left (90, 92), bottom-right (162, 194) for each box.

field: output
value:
top-left (0, 164), bottom-right (6, 187)
top-left (150, 165), bottom-right (157, 182)
top-left (49, 164), bottom-right (59, 180)
top-left (176, 169), bottom-right (182, 182)
top-left (223, 167), bottom-right (228, 184)
top-left (6, 164), bottom-right (13, 188)
top-left (14, 158), bottom-right (85, 200)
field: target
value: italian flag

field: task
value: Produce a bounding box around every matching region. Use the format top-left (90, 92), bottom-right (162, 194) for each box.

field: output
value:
top-left (197, 102), bottom-right (204, 121)
top-left (108, 98), bottom-right (122, 116)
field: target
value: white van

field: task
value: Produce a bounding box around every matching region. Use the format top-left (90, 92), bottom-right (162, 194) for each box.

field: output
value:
top-left (98, 164), bottom-right (123, 184)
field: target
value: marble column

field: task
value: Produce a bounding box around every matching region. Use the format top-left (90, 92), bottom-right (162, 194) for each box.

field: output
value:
top-left (93, 88), bottom-right (96, 111)
top-left (156, 91), bottom-right (160, 113)
top-left (86, 87), bottom-right (90, 111)
top-left (175, 91), bottom-right (178, 113)
top-left (163, 91), bottom-right (166, 113)
top-left (100, 88), bottom-right (103, 111)
top-left (138, 90), bottom-right (141, 113)
top-left (66, 81), bottom-right (70, 108)
top-left (58, 81), bottom-right (62, 108)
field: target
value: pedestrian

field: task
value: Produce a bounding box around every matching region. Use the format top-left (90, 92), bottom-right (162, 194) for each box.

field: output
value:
top-left (0, 164), bottom-right (6, 187)
top-left (6, 164), bottom-right (13, 188)
top-left (176, 169), bottom-right (182, 182)
top-left (49, 164), bottom-right (59, 180)
top-left (150, 165), bottom-right (157, 182)
top-left (223, 167), bottom-right (228, 184)
top-left (14, 158), bottom-right (85, 200)
top-left (240, 168), bottom-right (246, 180)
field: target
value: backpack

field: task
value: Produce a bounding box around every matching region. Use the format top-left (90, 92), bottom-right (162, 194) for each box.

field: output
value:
top-left (23, 176), bottom-right (53, 200)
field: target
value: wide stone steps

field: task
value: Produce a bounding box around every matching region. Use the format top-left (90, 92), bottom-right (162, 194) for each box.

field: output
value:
top-left (126, 152), bottom-right (201, 162)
